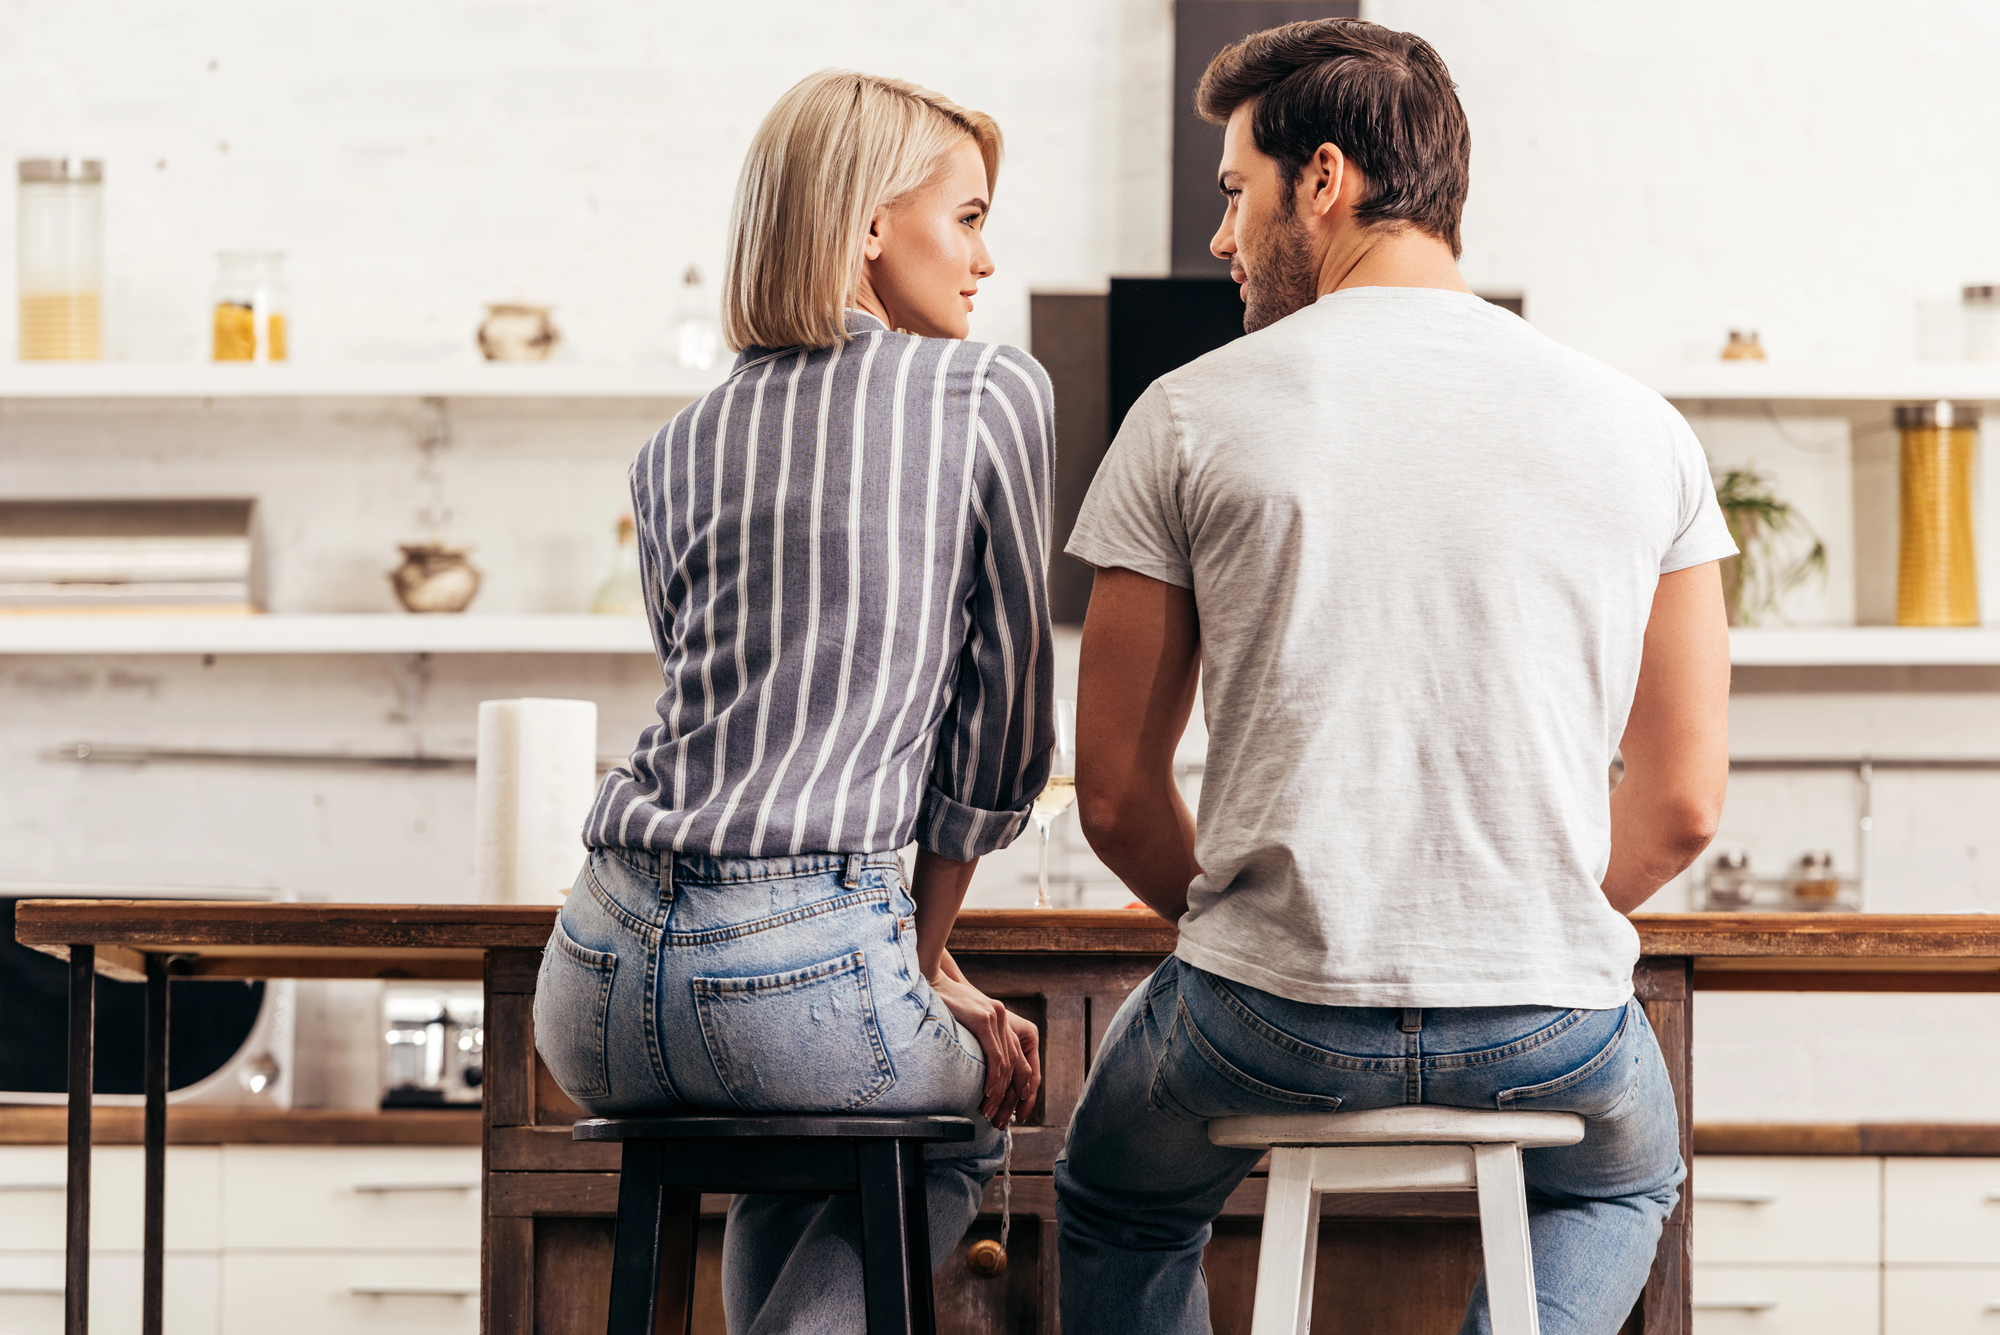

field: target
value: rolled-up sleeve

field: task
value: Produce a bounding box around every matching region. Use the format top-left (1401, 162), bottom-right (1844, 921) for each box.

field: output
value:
top-left (919, 348), bottom-right (1057, 860)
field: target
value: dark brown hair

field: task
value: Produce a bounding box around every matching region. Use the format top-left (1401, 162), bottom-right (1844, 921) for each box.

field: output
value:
top-left (1196, 18), bottom-right (1470, 256)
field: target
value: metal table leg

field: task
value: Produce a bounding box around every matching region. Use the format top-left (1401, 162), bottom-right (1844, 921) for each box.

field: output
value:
top-left (66, 945), bottom-right (95, 1335)
top-left (143, 954), bottom-right (168, 1335)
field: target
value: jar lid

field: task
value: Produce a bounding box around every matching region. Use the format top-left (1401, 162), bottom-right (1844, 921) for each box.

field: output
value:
top-left (1796, 850), bottom-right (1835, 871)
top-left (1964, 284), bottom-right (1999, 304)
top-left (18, 157), bottom-right (103, 183)
top-left (1712, 847), bottom-right (1750, 871)
top-left (1896, 401), bottom-right (1982, 429)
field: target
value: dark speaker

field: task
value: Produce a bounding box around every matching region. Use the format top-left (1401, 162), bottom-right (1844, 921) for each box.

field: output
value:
top-left (1109, 277), bottom-right (1248, 433)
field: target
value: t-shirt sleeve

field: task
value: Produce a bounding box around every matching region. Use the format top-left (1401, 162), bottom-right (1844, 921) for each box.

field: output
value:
top-left (1660, 415), bottom-right (1739, 575)
top-left (1063, 380), bottom-right (1194, 588)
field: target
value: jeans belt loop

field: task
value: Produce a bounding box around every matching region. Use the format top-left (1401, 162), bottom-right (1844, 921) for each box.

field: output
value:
top-left (660, 850), bottom-right (676, 914)
top-left (842, 854), bottom-right (864, 889)
top-left (1400, 1007), bottom-right (1424, 1033)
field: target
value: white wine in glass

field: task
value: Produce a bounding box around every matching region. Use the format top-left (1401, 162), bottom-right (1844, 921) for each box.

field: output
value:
top-left (1034, 701), bottom-right (1077, 909)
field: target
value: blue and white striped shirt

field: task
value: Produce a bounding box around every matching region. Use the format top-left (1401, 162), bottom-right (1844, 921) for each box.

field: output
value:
top-left (587, 311), bottom-right (1057, 863)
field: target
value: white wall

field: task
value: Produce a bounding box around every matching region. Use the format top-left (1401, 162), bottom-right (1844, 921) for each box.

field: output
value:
top-left (0, 0), bottom-right (1173, 363)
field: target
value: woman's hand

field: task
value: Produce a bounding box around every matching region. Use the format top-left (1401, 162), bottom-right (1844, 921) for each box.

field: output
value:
top-left (931, 973), bottom-right (1041, 1126)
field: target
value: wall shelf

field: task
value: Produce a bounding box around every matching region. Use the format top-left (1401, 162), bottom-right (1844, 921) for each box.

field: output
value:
top-left (0, 362), bottom-right (721, 400)
top-left (1626, 363), bottom-right (2000, 403)
top-left (1729, 627), bottom-right (2000, 666)
top-left (0, 613), bottom-right (654, 655)
top-left (1, 616), bottom-right (1995, 663)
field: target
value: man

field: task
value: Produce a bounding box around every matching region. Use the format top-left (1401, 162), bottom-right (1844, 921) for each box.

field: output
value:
top-left (1056, 18), bottom-right (1735, 1335)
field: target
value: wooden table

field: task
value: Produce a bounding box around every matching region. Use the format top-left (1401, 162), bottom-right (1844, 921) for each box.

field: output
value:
top-left (16, 903), bottom-right (2000, 1335)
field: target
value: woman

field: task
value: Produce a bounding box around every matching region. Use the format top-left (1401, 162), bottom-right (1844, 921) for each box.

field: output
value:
top-left (534, 70), bottom-right (1054, 1332)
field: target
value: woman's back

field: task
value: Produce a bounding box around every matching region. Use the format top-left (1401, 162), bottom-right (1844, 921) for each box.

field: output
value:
top-left (590, 310), bottom-right (1055, 863)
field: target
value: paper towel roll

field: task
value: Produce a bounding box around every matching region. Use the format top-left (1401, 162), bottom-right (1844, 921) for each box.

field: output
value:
top-left (474, 698), bottom-right (600, 905)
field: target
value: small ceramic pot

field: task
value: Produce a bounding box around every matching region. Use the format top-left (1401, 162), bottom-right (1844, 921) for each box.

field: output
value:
top-left (477, 303), bottom-right (559, 361)
top-left (391, 544), bottom-right (481, 613)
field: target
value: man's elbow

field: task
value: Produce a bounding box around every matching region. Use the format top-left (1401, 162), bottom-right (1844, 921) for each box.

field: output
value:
top-left (1077, 786), bottom-right (1143, 859)
top-left (1659, 795), bottom-right (1723, 869)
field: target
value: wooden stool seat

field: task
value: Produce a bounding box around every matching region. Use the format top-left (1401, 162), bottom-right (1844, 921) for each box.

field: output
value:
top-left (576, 1112), bottom-right (976, 1335)
top-left (1210, 1106), bottom-right (1586, 1335)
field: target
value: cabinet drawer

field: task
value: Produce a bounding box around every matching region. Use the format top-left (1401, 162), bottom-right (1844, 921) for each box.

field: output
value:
top-left (1884, 1266), bottom-right (2000, 1334)
top-left (1691, 1156), bottom-right (1880, 1264)
top-left (1693, 1265), bottom-right (1879, 1335)
top-left (1884, 1158), bottom-right (2000, 1265)
top-left (0, 1251), bottom-right (220, 1335)
top-left (221, 1252), bottom-right (478, 1335)
top-left (0, 1146), bottom-right (222, 1251)
top-left (220, 1146), bottom-right (481, 1251)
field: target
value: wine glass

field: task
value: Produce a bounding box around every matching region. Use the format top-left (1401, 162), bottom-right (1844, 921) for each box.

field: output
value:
top-left (1032, 700), bottom-right (1077, 909)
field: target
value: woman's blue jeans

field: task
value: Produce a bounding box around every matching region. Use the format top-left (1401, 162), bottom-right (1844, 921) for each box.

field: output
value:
top-left (533, 846), bottom-right (1003, 1335)
top-left (1055, 957), bottom-right (1683, 1335)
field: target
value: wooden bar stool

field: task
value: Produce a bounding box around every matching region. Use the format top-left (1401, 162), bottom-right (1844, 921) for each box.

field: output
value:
top-left (1209, 1106), bottom-right (1586, 1335)
top-left (573, 1113), bottom-right (976, 1335)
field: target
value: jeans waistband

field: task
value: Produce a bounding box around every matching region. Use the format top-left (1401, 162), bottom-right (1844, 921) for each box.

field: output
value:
top-left (599, 844), bottom-right (902, 888)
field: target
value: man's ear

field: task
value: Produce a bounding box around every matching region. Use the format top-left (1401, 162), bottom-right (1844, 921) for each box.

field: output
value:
top-left (1306, 143), bottom-right (1348, 220)
top-left (863, 205), bottom-right (888, 262)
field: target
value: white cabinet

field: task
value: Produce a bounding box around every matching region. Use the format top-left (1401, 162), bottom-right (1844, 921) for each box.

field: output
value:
top-left (1882, 1158), bottom-right (2000, 1265)
top-left (219, 1146), bottom-right (482, 1252)
top-left (1692, 1265), bottom-right (1879, 1335)
top-left (0, 1144), bottom-right (478, 1335)
top-left (1883, 1265), bottom-right (2000, 1334)
top-left (1692, 1155), bottom-right (1881, 1265)
top-left (0, 1146), bottom-right (221, 1251)
top-left (221, 1252), bottom-right (479, 1335)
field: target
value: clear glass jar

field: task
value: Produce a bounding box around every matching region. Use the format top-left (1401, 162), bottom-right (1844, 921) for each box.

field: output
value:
top-left (1703, 847), bottom-right (1755, 910)
top-left (670, 264), bottom-right (723, 370)
top-left (589, 514), bottom-right (644, 614)
top-left (1895, 401), bottom-right (1980, 626)
top-left (1964, 285), bottom-right (2000, 363)
top-left (211, 250), bottom-right (288, 362)
top-left (1790, 850), bottom-right (1840, 903)
top-left (17, 158), bottom-right (104, 361)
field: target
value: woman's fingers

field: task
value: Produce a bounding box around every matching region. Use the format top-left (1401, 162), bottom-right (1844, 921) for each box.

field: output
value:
top-left (1008, 1011), bottom-right (1042, 1115)
top-left (988, 1016), bottom-right (1029, 1127)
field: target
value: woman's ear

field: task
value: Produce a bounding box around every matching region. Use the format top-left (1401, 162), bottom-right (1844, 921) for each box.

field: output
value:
top-left (863, 205), bottom-right (888, 262)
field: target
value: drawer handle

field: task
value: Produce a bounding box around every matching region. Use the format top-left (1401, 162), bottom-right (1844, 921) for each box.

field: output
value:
top-left (1693, 1299), bottom-right (1778, 1312)
top-left (349, 1285), bottom-right (478, 1298)
top-left (0, 1284), bottom-right (65, 1296)
top-left (0, 1182), bottom-right (68, 1192)
top-left (350, 1181), bottom-right (479, 1193)
top-left (1692, 1190), bottom-right (1777, 1205)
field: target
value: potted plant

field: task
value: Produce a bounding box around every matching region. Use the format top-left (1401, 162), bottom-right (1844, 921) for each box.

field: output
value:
top-left (1713, 468), bottom-right (1827, 626)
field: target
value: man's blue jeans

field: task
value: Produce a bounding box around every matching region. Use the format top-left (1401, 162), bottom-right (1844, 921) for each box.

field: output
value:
top-left (1055, 958), bottom-right (1683, 1334)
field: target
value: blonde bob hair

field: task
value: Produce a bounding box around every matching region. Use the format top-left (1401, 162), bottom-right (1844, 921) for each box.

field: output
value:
top-left (723, 70), bottom-right (1002, 352)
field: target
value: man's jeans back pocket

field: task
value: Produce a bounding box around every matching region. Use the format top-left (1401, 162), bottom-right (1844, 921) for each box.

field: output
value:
top-left (694, 952), bottom-right (895, 1112)
top-left (534, 923), bottom-right (618, 1103)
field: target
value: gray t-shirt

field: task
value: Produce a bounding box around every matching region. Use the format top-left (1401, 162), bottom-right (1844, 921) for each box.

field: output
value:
top-left (1067, 287), bottom-right (1737, 1010)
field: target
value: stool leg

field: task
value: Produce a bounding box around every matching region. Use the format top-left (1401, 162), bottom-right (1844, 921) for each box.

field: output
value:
top-left (856, 1139), bottom-right (923, 1335)
top-left (1249, 1146), bottom-right (1319, 1335)
top-left (1473, 1142), bottom-right (1540, 1335)
top-left (606, 1140), bottom-right (698, 1335)
top-left (899, 1141), bottom-right (937, 1334)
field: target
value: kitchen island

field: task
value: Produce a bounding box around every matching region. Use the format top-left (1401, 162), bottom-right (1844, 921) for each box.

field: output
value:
top-left (17, 902), bottom-right (2000, 1335)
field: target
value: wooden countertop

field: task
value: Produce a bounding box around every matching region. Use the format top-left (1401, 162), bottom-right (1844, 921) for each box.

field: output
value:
top-left (0, 1106), bottom-right (481, 1146)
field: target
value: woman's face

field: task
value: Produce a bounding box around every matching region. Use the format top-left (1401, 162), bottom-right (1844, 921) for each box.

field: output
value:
top-left (860, 137), bottom-right (995, 340)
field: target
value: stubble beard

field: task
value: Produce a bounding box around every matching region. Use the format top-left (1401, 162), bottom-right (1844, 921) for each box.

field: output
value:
top-left (1241, 199), bottom-right (1320, 335)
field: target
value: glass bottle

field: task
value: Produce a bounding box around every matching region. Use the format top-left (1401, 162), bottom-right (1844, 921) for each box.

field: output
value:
top-left (1720, 329), bottom-right (1765, 361)
top-left (589, 515), bottom-right (645, 614)
top-left (1964, 285), bottom-right (2000, 363)
top-left (1790, 850), bottom-right (1840, 904)
top-left (212, 250), bottom-right (288, 362)
top-left (17, 158), bottom-right (104, 360)
top-left (1894, 401), bottom-right (1979, 626)
top-left (1703, 847), bottom-right (1755, 910)
top-left (670, 265), bottom-right (723, 371)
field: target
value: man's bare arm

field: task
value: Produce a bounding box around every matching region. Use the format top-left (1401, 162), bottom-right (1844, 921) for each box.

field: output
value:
top-left (1075, 567), bottom-right (1203, 921)
top-left (1605, 560), bottom-right (1731, 912)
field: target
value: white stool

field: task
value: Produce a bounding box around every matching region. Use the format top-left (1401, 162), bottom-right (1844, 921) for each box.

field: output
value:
top-left (1209, 1106), bottom-right (1586, 1335)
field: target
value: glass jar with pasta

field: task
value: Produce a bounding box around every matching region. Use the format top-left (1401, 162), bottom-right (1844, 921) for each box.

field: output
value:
top-left (211, 250), bottom-right (288, 362)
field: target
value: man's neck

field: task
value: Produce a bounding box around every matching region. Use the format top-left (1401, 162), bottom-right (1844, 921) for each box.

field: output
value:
top-left (1314, 226), bottom-right (1472, 298)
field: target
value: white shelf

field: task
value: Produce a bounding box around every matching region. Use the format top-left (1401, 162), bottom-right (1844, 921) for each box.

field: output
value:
top-left (0, 362), bottom-right (722, 400)
top-left (1625, 363), bottom-right (2000, 403)
top-left (1729, 627), bottom-right (2000, 666)
top-left (0, 613), bottom-right (655, 655)
top-left (2, 617), bottom-right (1994, 665)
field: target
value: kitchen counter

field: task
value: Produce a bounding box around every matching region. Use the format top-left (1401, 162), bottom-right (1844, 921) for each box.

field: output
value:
top-left (18, 902), bottom-right (2000, 1335)
top-left (0, 1106), bottom-right (481, 1146)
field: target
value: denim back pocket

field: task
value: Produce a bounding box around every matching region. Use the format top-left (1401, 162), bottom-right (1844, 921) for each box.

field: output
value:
top-left (1495, 999), bottom-right (1641, 1119)
top-left (694, 952), bottom-right (895, 1112)
top-left (533, 923), bottom-right (618, 1103)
